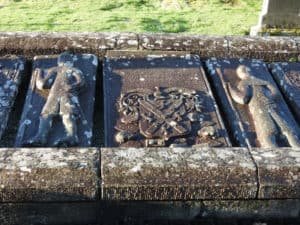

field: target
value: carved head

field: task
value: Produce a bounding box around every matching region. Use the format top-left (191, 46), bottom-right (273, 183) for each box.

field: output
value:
top-left (236, 65), bottom-right (252, 80)
top-left (58, 52), bottom-right (74, 67)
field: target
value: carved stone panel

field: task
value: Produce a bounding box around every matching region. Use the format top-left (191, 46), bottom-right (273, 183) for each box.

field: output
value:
top-left (270, 62), bottom-right (300, 122)
top-left (15, 52), bottom-right (98, 147)
top-left (104, 51), bottom-right (231, 147)
top-left (206, 58), bottom-right (300, 148)
top-left (0, 56), bottom-right (25, 141)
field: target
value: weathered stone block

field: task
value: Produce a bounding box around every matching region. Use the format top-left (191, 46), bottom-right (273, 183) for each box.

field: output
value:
top-left (0, 148), bottom-right (100, 202)
top-left (227, 36), bottom-right (298, 61)
top-left (15, 52), bottom-right (98, 147)
top-left (270, 62), bottom-right (300, 122)
top-left (206, 58), bottom-right (300, 148)
top-left (0, 56), bottom-right (25, 142)
top-left (251, 148), bottom-right (300, 199)
top-left (250, 0), bottom-right (300, 35)
top-left (101, 147), bottom-right (257, 200)
top-left (139, 34), bottom-right (228, 57)
top-left (104, 51), bottom-right (230, 147)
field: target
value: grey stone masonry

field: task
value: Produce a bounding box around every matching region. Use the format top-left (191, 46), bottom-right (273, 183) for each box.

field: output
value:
top-left (251, 0), bottom-right (300, 35)
top-left (0, 32), bottom-right (298, 61)
top-left (0, 148), bottom-right (100, 202)
top-left (0, 56), bottom-right (25, 142)
top-left (101, 147), bottom-right (257, 200)
top-left (251, 148), bottom-right (300, 199)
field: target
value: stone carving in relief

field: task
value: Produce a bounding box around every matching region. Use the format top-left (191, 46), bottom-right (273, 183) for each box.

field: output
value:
top-left (25, 52), bottom-right (86, 146)
top-left (228, 65), bottom-right (300, 147)
top-left (115, 87), bottom-right (220, 147)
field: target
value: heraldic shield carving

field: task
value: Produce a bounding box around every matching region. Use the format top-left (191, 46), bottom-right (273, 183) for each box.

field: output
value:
top-left (115, 87), bottom-right (221, 147)
top-left (104, 51), bottom-right (231, 147)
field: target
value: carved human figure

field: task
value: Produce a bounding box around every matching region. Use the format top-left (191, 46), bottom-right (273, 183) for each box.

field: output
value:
top-left (228, 65), bottom-right (300, 147)
top-left (27, 52), bottom-right (86, 146)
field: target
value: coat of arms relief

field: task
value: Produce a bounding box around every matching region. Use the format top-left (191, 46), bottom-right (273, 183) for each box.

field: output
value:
top-left (114, 87), bottom-right (222, 147)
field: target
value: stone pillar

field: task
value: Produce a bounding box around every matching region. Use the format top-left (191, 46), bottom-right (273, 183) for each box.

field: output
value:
top-left (250, 0), bottom-right (300, 36)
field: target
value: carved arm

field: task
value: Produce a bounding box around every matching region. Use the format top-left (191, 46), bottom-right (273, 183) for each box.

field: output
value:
top-left (227, 82), bottom-right (252, 105)
top-left (36, 67), bottom-right (57, 90)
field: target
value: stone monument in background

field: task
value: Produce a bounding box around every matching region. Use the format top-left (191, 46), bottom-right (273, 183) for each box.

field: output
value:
top-left (251, 0), bottom-right (300, 36)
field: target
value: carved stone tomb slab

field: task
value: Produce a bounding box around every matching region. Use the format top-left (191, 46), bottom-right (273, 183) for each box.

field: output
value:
top-left (15, 52), bottom-right (98, 147)
top-left (206, 58), bottom-right (300, 148)
top-left (104, 51), bottom-right (231, 147)
top-left (0, 56), bottom-right (25, 141)
top-left (270, 62), bottom-right (300, 122)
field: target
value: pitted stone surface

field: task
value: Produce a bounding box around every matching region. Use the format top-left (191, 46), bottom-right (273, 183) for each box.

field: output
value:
top-left (251, 148), bottom-right (300, 199)
top-left (227, 36), bottom-right (298, 61)
top-left (0, 56), bottom-right (25, 141)
top-left (206, 58), bottom-right (300, 148)
top-left (270, 62), bottom-right (300, 122)
top-left (15, 53), bottom-right (98, 147)
top-left (0, 148), bottom-right (100, 202)
top-left (101, 147), bottom-right (257, 200)
top-left (139, 34), bottom-right (228, 57)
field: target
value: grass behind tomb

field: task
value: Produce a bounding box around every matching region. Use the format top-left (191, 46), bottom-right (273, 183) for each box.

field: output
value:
top-left (0, 0), bottom-right (261, 35)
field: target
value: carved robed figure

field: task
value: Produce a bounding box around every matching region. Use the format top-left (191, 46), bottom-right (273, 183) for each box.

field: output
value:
top-left (228, 65), bottom-right (300, 147)
top-left (26, 52), bottom-right (86, 146)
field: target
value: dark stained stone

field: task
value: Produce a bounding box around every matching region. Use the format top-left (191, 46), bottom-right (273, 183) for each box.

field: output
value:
top-left (101, 147), bottom-right (257, 200)
top-left (0, 56), bottom-right (25, 141)
top-left (206, 58), bottom-right (300, 148)
top-left (0, 148), bottom-right (100, 202)
top-left (15, 52), bottom-right (98, 147)
top-left (104, 51), bottom-right (231, 148)
top-left (251, 148), bottom-right (300, 199)
top-left (269, 62), bottom-right (300, 122)
top-left (1, 200), bottom-right (299, 224)
top-left (227, 36), bottom-right (298, 61)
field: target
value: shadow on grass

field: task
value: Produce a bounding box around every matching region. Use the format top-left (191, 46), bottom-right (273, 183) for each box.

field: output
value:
top-left (100, 2), bottom-right (124, 11)
top-left (140, 17), bottom-right (188, 33)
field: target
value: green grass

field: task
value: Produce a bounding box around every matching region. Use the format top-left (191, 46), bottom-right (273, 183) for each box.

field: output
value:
top-left (0, 0), bottom-right (262, 35)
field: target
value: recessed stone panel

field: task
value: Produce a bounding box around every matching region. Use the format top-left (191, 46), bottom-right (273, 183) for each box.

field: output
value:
top-left (15, 52), bottom-right (98, 147)
top-left (104, 51), bottom-right (231, 147)
top-left (0, 56), bottom-right (25, 141)
top-left (206, 58), bottom-right (300, 148)
top-left (101, 147), bottom-right (257, 200)
top-left (270, 62), bottom-right (300, 122)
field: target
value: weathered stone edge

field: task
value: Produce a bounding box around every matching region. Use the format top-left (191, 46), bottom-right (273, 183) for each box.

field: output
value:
top-left (0, 32), bottom-right (298, 61)
top-left (0, 147), bottom-right (299, 202)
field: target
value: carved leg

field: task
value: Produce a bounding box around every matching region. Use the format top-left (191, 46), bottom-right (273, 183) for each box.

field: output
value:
top-left (59, 114), bottom-right (79, 146)
top-left (26, 115), bottom-right (53, 146)
top-left (271, 110), bottom-right (300, 147)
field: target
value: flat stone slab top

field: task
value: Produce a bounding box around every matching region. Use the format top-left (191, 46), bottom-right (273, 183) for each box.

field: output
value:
top-left (101, 147), bottom-right (257, 200)
top-left (270, 62), bottom-right (300, 122)
top-left (104, 51), bottom-right (231, 148)
top-left (0, 56), bottom-right (25, 141)
top-left (15, 52), bottom-right (98, 147)
top-left (206, 58), bottom-right (300, 148)
top-left (0, 148), bottom-right (100, 202)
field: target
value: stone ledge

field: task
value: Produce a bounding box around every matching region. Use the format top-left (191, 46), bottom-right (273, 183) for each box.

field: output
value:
top-left (101, 147), bottom-right (258, 200)
top-left (0, 32), bottom-right (298, 61)
top-left (0, 148), bottom-right (100, 202)
top-left (251, 148), bottom-right (300, 199)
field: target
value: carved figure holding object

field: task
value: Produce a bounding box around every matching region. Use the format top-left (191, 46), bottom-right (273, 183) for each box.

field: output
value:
top-left (228, 65), bottom-right (300, 147)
